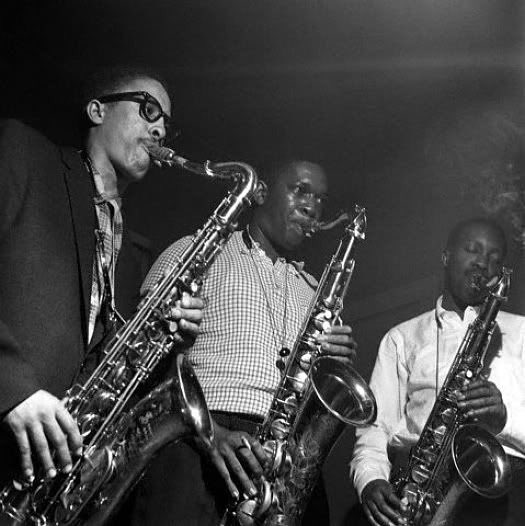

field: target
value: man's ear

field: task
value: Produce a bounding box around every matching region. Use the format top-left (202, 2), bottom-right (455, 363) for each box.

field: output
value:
top-left (253, 180), bottom-right (268, 206)
top-left (442, 249), bottom-right (449, 268)
top-left (85, 99), bottom-right (105, 126)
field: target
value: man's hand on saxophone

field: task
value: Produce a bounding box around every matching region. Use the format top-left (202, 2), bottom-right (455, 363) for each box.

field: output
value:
top-left (2, 297), bottom-right (204, 487)
top-left (361, 479), bottom-right (407, 526)
top-left (3, 390), bottom-right (83, 483)
top-left (456, 378), bottom-right (507, 434)
top-left (205, 421), bottom-right (269, 501)
top-left (164, 292), bottom-right (204, 346)
top-left (316, 324), bottom-right (358, 361)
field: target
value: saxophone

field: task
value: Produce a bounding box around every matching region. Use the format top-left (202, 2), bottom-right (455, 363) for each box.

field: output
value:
top-left (227, 205), bottom-right (377, 526)
top-left (391, 268), bottom-right (513, 526)
top-left (0, 146), bottom-right (260, 526)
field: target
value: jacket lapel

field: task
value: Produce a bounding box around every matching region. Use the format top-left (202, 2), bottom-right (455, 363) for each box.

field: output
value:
top-left (61, 148), bottom-right (95, 345)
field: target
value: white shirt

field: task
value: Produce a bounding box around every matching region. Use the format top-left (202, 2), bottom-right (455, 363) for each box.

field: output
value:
top-left (350, 296), bottom-right (525, 499)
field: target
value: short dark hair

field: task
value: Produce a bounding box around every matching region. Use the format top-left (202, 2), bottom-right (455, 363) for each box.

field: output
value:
top-left (262, 159), bottom-right (326, 190)
top-left (446, 217), bottom-right (507, 256)
top-left (80, 65), bottom-right (169, 106)
top-left (78, 65), bottom-right (169, 132)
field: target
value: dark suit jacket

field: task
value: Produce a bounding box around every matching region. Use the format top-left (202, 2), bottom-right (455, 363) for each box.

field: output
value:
top-left (0, 119), bottom-right (151, 416)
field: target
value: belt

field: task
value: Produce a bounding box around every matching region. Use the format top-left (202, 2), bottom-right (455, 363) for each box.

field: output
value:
top-left (211, 411), bottom-right (264, 435)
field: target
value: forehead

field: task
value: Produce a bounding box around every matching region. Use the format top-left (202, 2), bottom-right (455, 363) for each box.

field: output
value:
top-left (120, 77), bottom-right (171, 115)
top-left (454, 223), bottom-right (504, 251)
top-left (280, 162), bottom-right (328, 192)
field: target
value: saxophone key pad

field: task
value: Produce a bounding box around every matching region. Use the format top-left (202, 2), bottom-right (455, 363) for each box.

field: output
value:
top-left (299, 352), bottom-right (312, 370)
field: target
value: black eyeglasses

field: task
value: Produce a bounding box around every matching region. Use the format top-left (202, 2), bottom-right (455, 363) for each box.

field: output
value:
top-left (96, 91), bottom-right (172, 129)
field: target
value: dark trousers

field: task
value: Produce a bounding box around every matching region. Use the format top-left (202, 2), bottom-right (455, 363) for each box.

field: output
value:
top-left (127, 411), bottom-right (329, 526)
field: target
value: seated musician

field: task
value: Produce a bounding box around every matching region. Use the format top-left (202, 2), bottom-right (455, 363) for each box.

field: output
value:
top-left (350, 217), bottom-right (525, 526)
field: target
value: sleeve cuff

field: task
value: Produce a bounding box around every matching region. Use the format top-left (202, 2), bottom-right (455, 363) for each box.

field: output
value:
top-left (353, 464), bottom-right (391, 501)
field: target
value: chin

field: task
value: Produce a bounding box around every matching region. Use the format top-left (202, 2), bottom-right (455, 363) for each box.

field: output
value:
top-left (129, 158), bottom-right (151, 181)
top-left (464, 290), bottom-right (485, 307)
top-left (285, 235), bottom-right (304, 252)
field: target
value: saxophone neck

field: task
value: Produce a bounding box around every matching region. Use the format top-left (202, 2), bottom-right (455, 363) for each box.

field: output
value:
top-left (147, 145), bottom-right (260, 203)
top-left (489, 266), bottom-right (512, 301)
top-left (306, 205), bottom-right (367, 239)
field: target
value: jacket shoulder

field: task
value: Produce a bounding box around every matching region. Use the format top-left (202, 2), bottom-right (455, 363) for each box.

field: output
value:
top-left (0, 119), bottom-right (56, 150)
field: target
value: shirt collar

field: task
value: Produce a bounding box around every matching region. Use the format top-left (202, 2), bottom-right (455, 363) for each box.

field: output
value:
top-left (82, 151), bottom-right (122, 205)
top-left (240, 228), bottom-right (304, 276)
top-left (435, 294), bottom-right (479, 327)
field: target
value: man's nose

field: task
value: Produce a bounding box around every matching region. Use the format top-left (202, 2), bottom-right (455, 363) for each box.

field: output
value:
top-left (474, 252), bottom-right (489, 269)
top-left (300, 197), bottom-right (321, 219)
top-left (150, 119), bottom-right (167, 142)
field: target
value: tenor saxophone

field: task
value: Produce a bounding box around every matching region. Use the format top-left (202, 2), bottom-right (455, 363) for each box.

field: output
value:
top-left (226, 205), bottom-right (377, 526)
top-left (391, 269), bottom-right (513, 526)
top-left (0, 147), bottom-right (260, 526)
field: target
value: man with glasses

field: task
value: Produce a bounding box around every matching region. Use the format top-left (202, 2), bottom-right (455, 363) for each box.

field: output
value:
top-left (131, 160), bottom-right (358, 525)
top-left (0, 67), bottom-right (202, 497)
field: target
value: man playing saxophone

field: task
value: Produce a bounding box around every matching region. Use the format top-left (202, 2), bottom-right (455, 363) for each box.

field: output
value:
top-left (350, 218), bottom-right (525, 526)
top-left (0, 66), bottom-right (203, 513)
top-left (130, 160), bottom-right (358, 525)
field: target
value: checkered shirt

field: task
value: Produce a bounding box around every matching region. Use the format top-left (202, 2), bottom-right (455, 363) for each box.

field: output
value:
top-left (142, 230), bottom-right (318, 417)
top-left (87, 167), bottom-right (123, 343)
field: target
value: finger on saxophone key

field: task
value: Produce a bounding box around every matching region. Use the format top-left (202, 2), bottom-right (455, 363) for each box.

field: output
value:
top-left (241, 437), bottom-right (252, 451)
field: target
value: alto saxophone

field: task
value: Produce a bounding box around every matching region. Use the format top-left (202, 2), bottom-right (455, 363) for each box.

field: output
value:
top-left (391, 269), bottom-right (513, 526)
top-left (226, 205), bottom-right (377, 526)
top-left (0, 146), bottom-right (260, 526)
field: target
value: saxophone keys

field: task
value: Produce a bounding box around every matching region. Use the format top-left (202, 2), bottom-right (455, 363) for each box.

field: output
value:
top-left (299, 353), bottom-right (312, 370)
top-left (440, 407), bottom-right (456, 425)
top-left (411, 464), bottom-right (432, 485)
top-left (77, 413), bottom-right (101, 438)
top-left (321, 319), bottom-right (332, 332)
top-left (416, 446), bottom-right (438, 466)
top-left (289, 369), bottom-right (309, 393)
top-left (281, 394), bottom-right (298, 415)
top-left (270, 418), bottom-right (291, 440)
top-left (432, 424), bottom-right (448, 445)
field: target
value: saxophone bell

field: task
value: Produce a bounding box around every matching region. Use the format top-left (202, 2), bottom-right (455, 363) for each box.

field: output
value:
top-left (311, 356), bottom-right (377, 427)
top-left (452, 423), bottom-right (511, 499)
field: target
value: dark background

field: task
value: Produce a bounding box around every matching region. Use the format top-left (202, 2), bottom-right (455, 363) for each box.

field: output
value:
top-left (2, 2), bottom-right (524, 523)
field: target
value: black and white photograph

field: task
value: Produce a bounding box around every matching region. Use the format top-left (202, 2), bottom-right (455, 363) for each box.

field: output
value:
top-left (0, 2), bottom-right (524, 525)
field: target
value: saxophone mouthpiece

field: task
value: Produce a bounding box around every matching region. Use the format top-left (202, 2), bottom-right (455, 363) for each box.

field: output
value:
top-left (147, 144), bottom-right (180, 167)
top-left (306, 211), bottom-right (350, 237)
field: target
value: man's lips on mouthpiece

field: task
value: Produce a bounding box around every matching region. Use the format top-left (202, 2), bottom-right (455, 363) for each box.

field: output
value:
top-left (467, 272), bottom-right (488, 291)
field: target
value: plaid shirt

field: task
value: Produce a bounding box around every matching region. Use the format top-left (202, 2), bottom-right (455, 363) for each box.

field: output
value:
top-left (142, 230), bottom-right (317, 417)
top-left (87, 165), bottom-right (123, 343)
